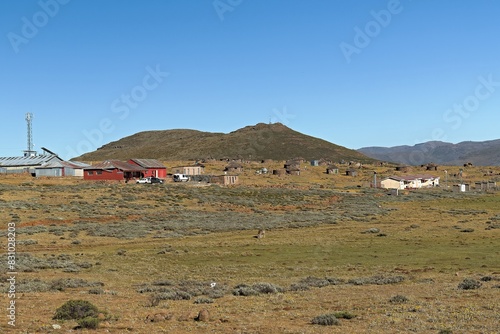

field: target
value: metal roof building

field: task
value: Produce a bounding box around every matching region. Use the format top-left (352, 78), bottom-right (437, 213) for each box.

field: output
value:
top-left (0, 154), bottom-right (62, 175)
top-left (35, 160), bottom-right (90, 177)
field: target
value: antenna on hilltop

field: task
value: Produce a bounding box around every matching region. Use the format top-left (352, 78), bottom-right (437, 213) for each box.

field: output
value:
top-left (24, 113), bottom-right (37, 157)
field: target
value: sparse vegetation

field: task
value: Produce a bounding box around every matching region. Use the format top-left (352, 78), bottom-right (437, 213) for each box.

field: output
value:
top-left (53, 300), bottom-right (99, 320)
top-left (458, 278), bottom-right (482, 290)
top-left (389, 295), bottom-right (409, 303)
top-left (348, 275), bottom-right (405, 286)
top-left (311, 313), bottom-right (339, 326)
top-left (0, 167), bottom-right (499, 333)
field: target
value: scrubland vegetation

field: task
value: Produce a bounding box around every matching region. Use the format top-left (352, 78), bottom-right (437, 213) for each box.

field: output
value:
top-left (0, 163), bottom-right (499, 333)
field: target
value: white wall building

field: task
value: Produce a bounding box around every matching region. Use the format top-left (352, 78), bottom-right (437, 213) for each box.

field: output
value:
top-left (381, 175), bottom-right (440, 190)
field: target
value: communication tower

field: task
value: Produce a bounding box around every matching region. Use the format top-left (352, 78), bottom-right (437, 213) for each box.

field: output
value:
top-left (23, 113), bottom-right (37, 157)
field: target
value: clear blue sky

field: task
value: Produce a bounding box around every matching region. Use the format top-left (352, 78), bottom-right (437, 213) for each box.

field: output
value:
top-left (1, 0), bottom-right (499, 160)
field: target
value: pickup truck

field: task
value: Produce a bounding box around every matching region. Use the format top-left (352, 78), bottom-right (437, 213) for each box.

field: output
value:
top-left (173, 173), bottom-right (189, 182)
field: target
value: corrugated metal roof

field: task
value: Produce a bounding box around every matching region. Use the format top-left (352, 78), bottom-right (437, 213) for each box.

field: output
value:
top-left (64, 161), bottom-right (91, 168)
top-left (84, 160), bottom-right (145, 171)
top-left (129, 158), bottom-right (166, 168)
top-left (0, 154), bottom-right (61, 167)
top-left (36, 160), bottom-right (91, 169)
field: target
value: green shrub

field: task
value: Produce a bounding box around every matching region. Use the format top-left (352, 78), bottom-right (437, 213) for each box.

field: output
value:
top-left (88, 288), bottom-right (105, 295)
top-left (311, 313), bottom-right (339, 326)
top-left (348, 275), bottom-right (404, 285)
top-left (298, 276), bottom-right (330, 288)
top-left (458, 278), bottom-right (481, 290)
top-left (389, 295), bottom-right (409, 303)
top-left (77, 316), bottom-right (100, 329)
top-left (289, 282), bottom-right (310, 291)
top-left (53, 300), bottom-right (99, 320)
top-left (252, 282), bottom-right (284, 294)
top-left (232, 284), bottom-right (259, 296)
top-left (332, 311), bottom-right (356, 319)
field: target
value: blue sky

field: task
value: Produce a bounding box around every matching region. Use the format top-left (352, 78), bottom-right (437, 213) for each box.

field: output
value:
top-left (1, 0), bottom-right (499, 160)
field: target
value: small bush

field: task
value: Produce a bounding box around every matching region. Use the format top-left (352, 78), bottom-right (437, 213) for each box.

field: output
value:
top-left (458, 278), bottom-right (481, 290)
top-left (194, 297), bottom-right (214, 304)
top-left (438, 329), bottom-right (453, 334)
top-left (348, 275), bottom-right (404, 286)
top-left (289, 283), bottom-right (310, 291)
top-left (232, 284), bottom-right (259, 296)
top-left (77, 316), bottom-right (100, 329)
top-left (298, 276), bottom-right (330, 288)
top-left (326, 277), bottom-right (345, 285)
top-left (389, 295), bottom-right (409, 303)
top-left (88, 288), bottom-right (105, 295)
top-left (333, 311), bottom-right (356, 319)
top-left (252, 282), bottom-right (284, 294)
top-left (311, 313), bottom-right (339, 326)
top-left (53, 300), bottom-right (99, 320)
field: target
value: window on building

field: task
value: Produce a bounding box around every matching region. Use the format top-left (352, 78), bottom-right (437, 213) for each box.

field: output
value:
top-left (88, 171), bottom-right (93, 175)
top-left (96, 171), bottom-right (102, 175)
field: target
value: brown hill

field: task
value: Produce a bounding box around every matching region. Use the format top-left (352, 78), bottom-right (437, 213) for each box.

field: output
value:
top-left (73, 123), bottom-right (375, 162)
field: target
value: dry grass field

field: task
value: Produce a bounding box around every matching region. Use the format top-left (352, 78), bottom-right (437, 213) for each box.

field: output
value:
top-left (1, 162), bottom-right (499, 333)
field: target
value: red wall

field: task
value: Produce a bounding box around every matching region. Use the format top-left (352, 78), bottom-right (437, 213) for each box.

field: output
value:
top-left (83, 169), bottom-right (125, 181)
top-left (127, 160), bottom-right (167, 178)
top-left (142, 168), bottom-right (167, 178)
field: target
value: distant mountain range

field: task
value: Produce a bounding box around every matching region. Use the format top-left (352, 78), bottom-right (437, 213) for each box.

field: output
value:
top-left (358, 139), bottom-right (500, 166)
top-left (73, 123), bottom-right (375, 163)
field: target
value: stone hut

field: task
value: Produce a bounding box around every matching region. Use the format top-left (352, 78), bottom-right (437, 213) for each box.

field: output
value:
top-left (346, 169), bottom-right (358, 176)
top-left (286, 166), bottom-right (301, 176)
top-left (224, 161), bottom-right (243, 173)
top-left (426, 163), bottom-right (438, 171)
top-left (326, 165), bottom-right (339, 174)
top-left (395, 165), bottom-right (409, 172)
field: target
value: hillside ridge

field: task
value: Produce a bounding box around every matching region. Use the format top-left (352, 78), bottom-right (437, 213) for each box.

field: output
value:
top-left (73, 122), bottom-right (375, 162)
top-left (358, 139), bottom-right (500, 166)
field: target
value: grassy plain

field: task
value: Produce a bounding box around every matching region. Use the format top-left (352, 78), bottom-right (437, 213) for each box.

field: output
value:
top-left (1, 162), bottom-right (499, 333)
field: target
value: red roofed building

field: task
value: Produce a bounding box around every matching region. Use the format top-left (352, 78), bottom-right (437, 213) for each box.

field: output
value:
top-left (127, 159), bottom-right (166, 178)
top-left (83, 160), bottom-right (145, 182)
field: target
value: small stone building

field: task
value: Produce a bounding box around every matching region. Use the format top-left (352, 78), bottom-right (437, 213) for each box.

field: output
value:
top-left (224, 162), bottom-right (243, 173)
top-left (286, 166), bottom-right (301, 176)
top-left (326, 165), bottom-right (339, 174)
top-left (211, 175), bottom-right (239, 186)
top-left (426, 163), bottom-right (438, 171)
top-left (345, 169), bottom-right (358, 176)
top-left (395, 165), bottom-right (409, 172)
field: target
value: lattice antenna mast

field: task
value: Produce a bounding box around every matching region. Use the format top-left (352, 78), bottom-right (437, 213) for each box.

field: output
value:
top-left (24, 113), bottom-right (36, 157)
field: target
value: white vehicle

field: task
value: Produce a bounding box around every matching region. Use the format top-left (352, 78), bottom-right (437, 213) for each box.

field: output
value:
top-left (136, 177), bottom-right (151, 184)
top-left (173, 173), bottom-right (189, 182)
